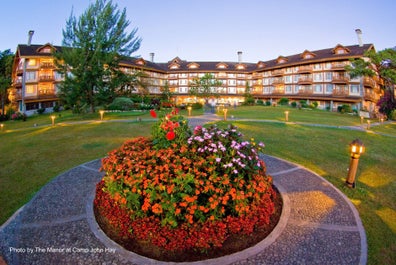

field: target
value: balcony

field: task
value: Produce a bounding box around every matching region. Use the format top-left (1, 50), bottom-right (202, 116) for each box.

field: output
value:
top-left (298, 65), bottom-right (313, 73)
top-left (40, 62), bottom-right (55, 69)
top-left (272, 69), bottom-right (284, 76)
top-left (363, 77), bottom-right (376, 88)
top-left (364, 93), bottom-right (376, 101)
top-left (272, 89), bottom-right (285, 95)
top-left (14, 79), bottom-right (22, 88)
top-left (331, 62), bottom-right (347, 71)
top-left (16, 69), bottom-right (23, 76)
top-left (332, 89), bottom-right (349, 97)
top-left (331, 76), bottom-right (349, 84)
top-left (252, 72), bottom-right (263, 78)
top-left (272, 77), bottom-right (284, 85)
top-left (39, 75), bottom-right (55, 82)
top-left (298, 88), bottom-right (313, 95)
top-left (297, 76), bottom-right (313, 85)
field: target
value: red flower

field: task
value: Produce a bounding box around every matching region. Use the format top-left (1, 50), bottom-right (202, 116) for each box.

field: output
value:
top-left (166, 130), bottom-right (176, 140)
top-left (150, 109), bottom-right (157, 118)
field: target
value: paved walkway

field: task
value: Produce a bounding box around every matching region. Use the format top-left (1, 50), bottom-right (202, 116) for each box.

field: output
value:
top-left (0, 114), bottom-right (367, 265)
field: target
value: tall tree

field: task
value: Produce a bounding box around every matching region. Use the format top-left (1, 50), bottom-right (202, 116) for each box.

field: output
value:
top-left (346, 48), bottom-right (396, 117)
top-left (55, 0), bottom-right (142, 113)
top-left (0, 49), bottom-right (14, 117)
top-left (188, 73), bottom-right (222, 102)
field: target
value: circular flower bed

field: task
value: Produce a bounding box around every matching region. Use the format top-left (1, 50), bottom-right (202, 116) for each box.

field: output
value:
top-left (94, 109), bottom-right (280, 261)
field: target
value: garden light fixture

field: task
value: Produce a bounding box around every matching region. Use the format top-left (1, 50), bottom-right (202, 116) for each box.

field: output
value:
top-left (284, 111), bottom-right (289, 122)
top-left (99, 110), bottom-right (105, 120)
top-left (0, 123), bottom-right (3, 132)
top-left (346, 139), bottom-right (364, 188)
top-left (187, 106), bottom-right (192, 116)
top-left (50, 115), bottom-right (56, 126)
top-left (223, 108), bottom-right (228, 121)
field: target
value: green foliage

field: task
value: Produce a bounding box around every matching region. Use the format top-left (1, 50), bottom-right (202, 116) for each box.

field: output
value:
top-left (278, 98), bottom-right (289, 105)
top-left (191, 102), bottom-right (203, 109)
top-left (107, 97), bottom-right (134, 110)
top-left (291, 101), bottom-right (297, 108)
top-left (0, 49), bottom-right (14, 115)
top-left (256, 99), bottom-right (264, 105)
top-left (265, 101), bottom-right (271, 106)
top-left (188, 73), bottom-right (222, 100)
top-left (55, 0), bottom-right (142, 112)
top-left (151, 109), bottom-right (192, 149)
top-left (36, 108), bottom-right (46, 114)
top-left (337, 104), bottom-right (352, 113)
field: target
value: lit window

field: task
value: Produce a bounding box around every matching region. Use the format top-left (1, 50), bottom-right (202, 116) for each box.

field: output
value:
top-left (28, 59), bottom-right (36, 66)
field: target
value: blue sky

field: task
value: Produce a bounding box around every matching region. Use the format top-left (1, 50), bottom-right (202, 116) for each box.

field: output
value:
top-left (1, 0), bottom-right (395, 62)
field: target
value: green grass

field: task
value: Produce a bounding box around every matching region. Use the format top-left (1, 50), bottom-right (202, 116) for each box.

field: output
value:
top-left (0, 107), bottom-right (395, 265)
top-left (219, 105), bottom-right (377, 126)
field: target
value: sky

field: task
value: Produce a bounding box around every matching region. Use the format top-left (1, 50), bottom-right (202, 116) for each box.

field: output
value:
top-left (1, 0), bottom-right (395, 63)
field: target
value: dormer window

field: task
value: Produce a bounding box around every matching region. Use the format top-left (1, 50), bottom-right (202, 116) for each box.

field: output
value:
top-left (332, 44), bottom-right (350, 55)
top-left (169, 63), bottom-right (180, 69)
top-left (301, 50), bottom-right (316, 59)
top-left (257, 61), bottom-right (266, 68)
top-left (188, 62), bottom-right (200, 69)
top-left (216, 62), bottom-right (228, 69)
top-left (135, 58), bottom-right (146, 65)
top-left (276, 56), bottom-right (288, 64)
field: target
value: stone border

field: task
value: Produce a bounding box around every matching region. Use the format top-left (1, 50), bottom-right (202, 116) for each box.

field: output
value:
top-left (86, 180), bottom-right (290, 265)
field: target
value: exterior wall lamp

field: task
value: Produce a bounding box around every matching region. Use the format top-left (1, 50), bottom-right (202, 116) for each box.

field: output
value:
top-left (346, 139), bottom-right (365, 188)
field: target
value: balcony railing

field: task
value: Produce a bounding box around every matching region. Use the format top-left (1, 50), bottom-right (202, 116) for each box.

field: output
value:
top-left (297, 76), bottom-right (313, 84)
top-left (14, 79), bottom-right (22, 88)
top-left (40, 62), bottom-right (55, 69)
top-left (39, 75), bottom-right (55, 82)
top-left (272, 69), bottom-right (284, 76)
top-left (298, 65), bottom-right (313, 73)
top-left (331, 62), bottom-right (347, 71)
top-left (331, 76), bottom-right (349, 84)
top-left (272, 77), bottom-right (284, 85)
top-left (272, 89), bottom-right (285, 95)
top-left (298, 88), bottom-right (313, 95)
top-left (332, 89), bottom-right (349, 97)
top-left (363, 77), bottom-right (376, 88)
top-left (364, 93), bottom-right (376, 101)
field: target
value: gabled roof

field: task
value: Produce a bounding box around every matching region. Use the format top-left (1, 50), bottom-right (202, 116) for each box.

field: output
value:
top-left (17, 44), bottom-right (62, 57)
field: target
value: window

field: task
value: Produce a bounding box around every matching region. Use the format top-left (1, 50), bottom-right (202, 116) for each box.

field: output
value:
top-left (285, 75), bottom-right (292, 83)
top-left (325, 72), bottom-right (332, 81)
top-left (326, 84), bottom-right (333, 93)
top-left (314, 64), bottom-right (322, 70)
top-left (314, 73), bottom-right (322, 81)
top-left (285, 85), bottom-right (292, 93)
top-left (350, 85), bottom-right (359, 94)
top-left (26, 84), bottom-right (37, 94)
top-left (314, 84), bottom-right (322, 93)
top-left (28, 59), bottom-right (36, 66)
top-left (26, 71), bottom-right (36, 81)
top-left (325, 63), bottom-right (332, 69)
top-left (228, 87), bottom-right (236, 94)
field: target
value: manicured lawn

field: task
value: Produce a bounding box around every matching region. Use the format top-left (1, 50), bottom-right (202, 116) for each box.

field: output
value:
top-left (0, 107), bottom-right (395, 265)
top-left (219, 105), bottom-right (378, 126)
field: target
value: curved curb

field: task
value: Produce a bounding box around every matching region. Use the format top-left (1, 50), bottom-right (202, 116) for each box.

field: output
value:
top-left (86, 178), bottom-right (290, 265)
top-left (264, 155), bottom-right (367, 265)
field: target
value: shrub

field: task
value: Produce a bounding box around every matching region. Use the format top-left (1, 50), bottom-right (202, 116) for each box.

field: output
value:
top-left (265, 101), bottom-right (271, 106)
top-left (299, 100), bottom-right (308, 108)
top-left (97, 121), bottom-right (276, 252)
top-left (291, 102), bottom-right (297, 108)
top-left (256, 99), bottom-right (264, 105)
top-left (310, 101), bottom-right (318, 109)
top-left (11, 112), bottom-right (27, 121)
top-left (108, 97), bottom-right (134, 111)
top-left (278, 98), bottom-right (289, 105)
top-left (37, 108), bottom-right (46, 114)
top-left (191, 102), bottom-right (203, 110)
top-left (338, 104), bottom-right (352, 113)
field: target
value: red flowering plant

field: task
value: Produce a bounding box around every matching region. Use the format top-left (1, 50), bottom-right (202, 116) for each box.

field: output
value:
top-left (95, 110), bottom-right (277, 255)
top-left (150, 108), bottom-right (192, 149)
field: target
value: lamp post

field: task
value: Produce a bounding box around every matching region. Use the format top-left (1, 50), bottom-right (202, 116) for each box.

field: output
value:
top-left (99, 110), bottom-right (105, 120)
top-left (187, 106), bottom-right (192, 116)
top-left (50, 115), bottom-right (56, 126)
top-left (223, 108), bottom-right (228, 121)
top-left (346, 139), bottom-right (364, 188)
top-left (360, 116), bottom-right (364, 124)
top-left (367, 120), bottom-right (371, 130)
top-left (284, 111), bottom-right (289, 122)
top-left (0, 124), bottom-right (3, 132)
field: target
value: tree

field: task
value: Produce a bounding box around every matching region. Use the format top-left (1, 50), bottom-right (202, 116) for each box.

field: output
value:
top-left (0, 49), bottom-right (14, 117)
top-left (243, 82), bottom-right (254, 105)
top-left (346, 48), bottom-right (396, 117)
top-left (188, 73), bottom-right (222, 102)
top-left (160, 81), bottom-right (174, 102)
top-left (55, 0), bottom-right (142, 113)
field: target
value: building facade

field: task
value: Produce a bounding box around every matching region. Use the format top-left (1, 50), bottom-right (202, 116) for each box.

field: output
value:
top-left (10, 43), bottom-right (381, 116)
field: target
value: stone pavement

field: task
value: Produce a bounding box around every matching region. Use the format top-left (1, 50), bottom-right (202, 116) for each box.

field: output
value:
top-left (0, 113), bottom-right (367, 265)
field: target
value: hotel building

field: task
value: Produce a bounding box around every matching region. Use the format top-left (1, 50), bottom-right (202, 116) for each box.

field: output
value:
top-left (10, 42), bottom-right (381, 116)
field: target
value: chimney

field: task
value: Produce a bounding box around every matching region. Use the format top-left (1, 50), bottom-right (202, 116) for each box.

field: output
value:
top-left (27, 30), bottom-right (34, 46)
top-left (237, 51), bottom-right (242, 63)
top-left (355, 29), bottom-right (363, 47)
top-left (149, 52), bottom-right (154, 62)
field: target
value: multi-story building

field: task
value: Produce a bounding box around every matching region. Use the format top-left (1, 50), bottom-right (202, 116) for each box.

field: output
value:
top-left (10, 42), bottom-right (381, 116)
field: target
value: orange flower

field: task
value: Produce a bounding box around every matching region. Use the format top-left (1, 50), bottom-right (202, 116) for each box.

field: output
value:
top-left (152, 203), bottom-right (163, 214)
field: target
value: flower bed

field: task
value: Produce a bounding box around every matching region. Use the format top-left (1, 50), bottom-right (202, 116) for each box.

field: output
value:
top-left (94, 109), bottom-right (280, 261)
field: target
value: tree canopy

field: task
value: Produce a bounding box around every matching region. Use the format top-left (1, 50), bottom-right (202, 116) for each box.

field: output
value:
top-left (346, 48), bottom-right (396, 117)
top-left (0, 49), bottom-right (14, 117)
top-left (188, 73), bottom-right (222, 101)
top-left (55, 0), bottom-right (142, 113)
